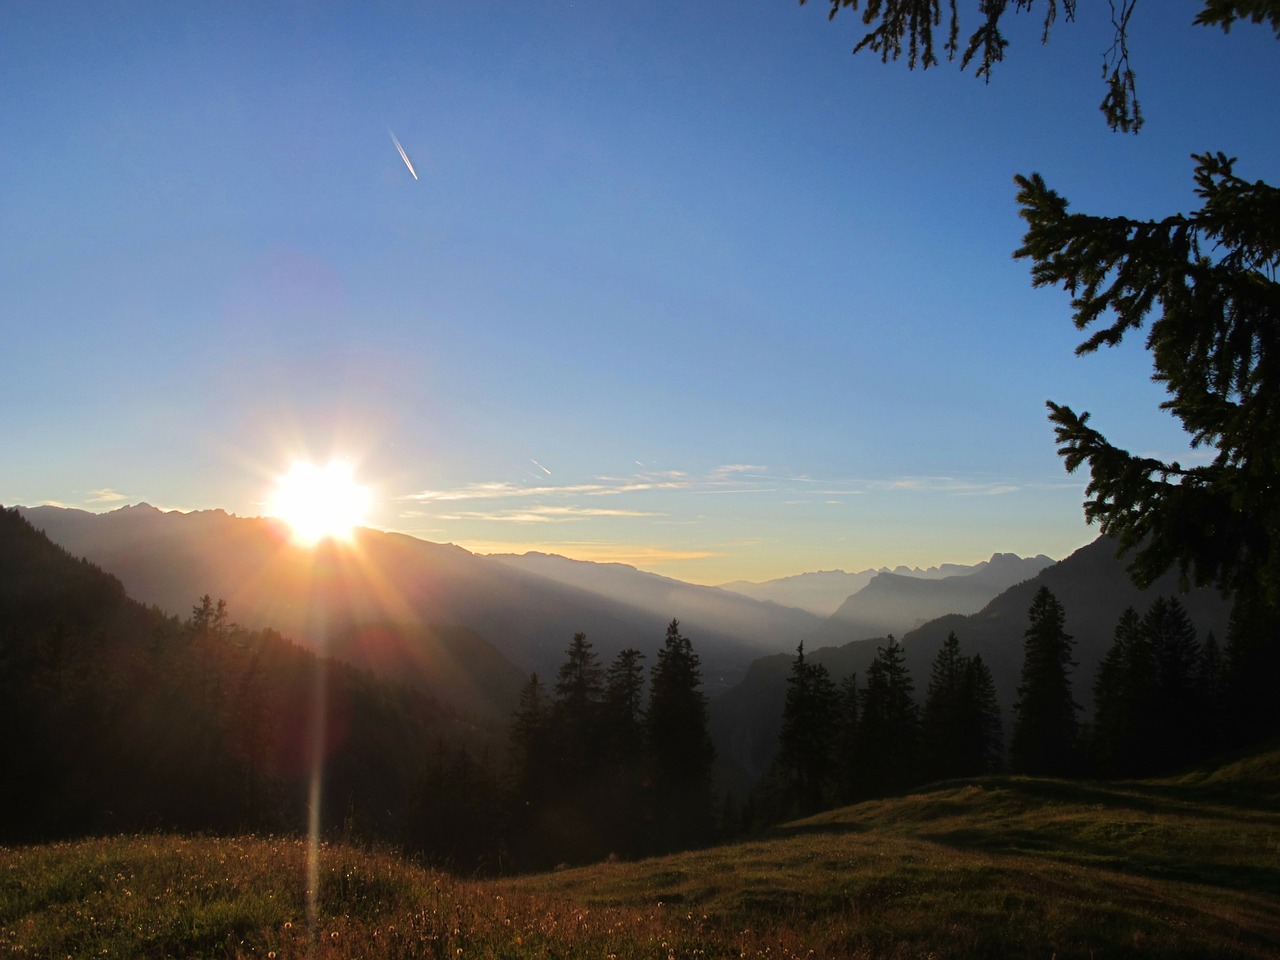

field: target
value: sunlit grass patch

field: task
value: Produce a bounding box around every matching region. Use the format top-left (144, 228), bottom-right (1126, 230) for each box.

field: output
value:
top-left (3, 751), bottom-right (1279, 958)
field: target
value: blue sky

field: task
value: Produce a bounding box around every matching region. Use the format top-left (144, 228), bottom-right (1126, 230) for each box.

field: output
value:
top-left (3, 1), bottom-right (1278, 583)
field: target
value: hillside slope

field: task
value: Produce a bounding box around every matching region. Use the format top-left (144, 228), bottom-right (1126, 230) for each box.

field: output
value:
top-left (0, 507), bottom-right (497, 855)
top-left (19, 504), bottom-right (817, 688)
top-left (5, 745), bottom-right (1277, 958)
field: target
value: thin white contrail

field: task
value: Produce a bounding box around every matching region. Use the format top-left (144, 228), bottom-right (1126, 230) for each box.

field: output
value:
top-left (389, 129), bottom-right (418, 180)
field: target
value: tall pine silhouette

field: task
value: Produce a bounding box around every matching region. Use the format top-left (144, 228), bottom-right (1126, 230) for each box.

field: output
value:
top-left (1011, 587), bottom-right (1079, 776)
top-left (645, 619), bottom-right (715, 852)
top-left (851, 636), bottom-right (919, 797)
top-left (921, 632), bottom-right (1002, 781)
top-left (772, 642), bottom-right (840, 817)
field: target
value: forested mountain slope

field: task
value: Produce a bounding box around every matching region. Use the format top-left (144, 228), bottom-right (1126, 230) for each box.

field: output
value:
top-left (712, 536), bottom-right (1232, 783)
top-left (0, 507), bottom-right (498, 861)
top-left (19, 504), bottom-right (815, 689)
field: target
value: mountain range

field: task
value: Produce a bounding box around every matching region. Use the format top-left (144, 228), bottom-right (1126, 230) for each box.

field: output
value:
top-left (7, 502), bottom-right (1241, 803)
top-left (717, 559), bottom-right (1014, 618)
top-left (804, 551), bottom-right (1056, 645)
top-left (710, 535), bottom-right (1234, 785)
top-left (17, 504), bottom-right (826, 692)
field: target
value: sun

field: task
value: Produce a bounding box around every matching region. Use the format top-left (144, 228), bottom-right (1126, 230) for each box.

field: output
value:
top-left (268, 461), bottom-right (371, 546)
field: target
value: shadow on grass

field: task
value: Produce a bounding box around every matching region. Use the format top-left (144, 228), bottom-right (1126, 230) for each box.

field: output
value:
top-left (1008, 776), bottom-right (1280, 826)
top-left (748, 772), bottom-right (1280, 898)
top-left (919, 776), bottom-right (1280, 896)
top-left (925, 822), bottom-right (1280, 894)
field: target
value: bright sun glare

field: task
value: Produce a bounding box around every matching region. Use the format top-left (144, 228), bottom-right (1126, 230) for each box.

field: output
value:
top-left (268, 461), bottom-right (371, 546)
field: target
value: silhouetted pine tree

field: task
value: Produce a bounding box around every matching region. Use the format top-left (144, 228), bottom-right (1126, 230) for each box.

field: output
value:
top-left (1143, 596), bottom-right (1202, 771)
top-left (506, 673), bottom-right (556, 868)
top-left (922, 631), bottom-right (963, 780)
top-left (509, 674), bottom-right (553, 799)
top-left (832, 672), bottom-right (859, 804)
top-left (645, 619), bottom-right (715, 853)
top-left (551, 633), bottom-right (613, 862)
top-left (602, 648), bottom-right (646, 762)
top-left (1090, 607), bottom-right (1155, 777)
top-left (851, 636), bottom-right (919, 797)
top-left (600, 647), bottom-right (647, 857)
top-left (962, 654), bottom-right (1003, 774)
top-left (551, 632), bottom-right (604, 782)
top-left (773, 642), bottom-right (840, 817)
top-left (922, 633), bottom-right (1002, 782)
top-left (1010, 586), bottom-right (1080, 776)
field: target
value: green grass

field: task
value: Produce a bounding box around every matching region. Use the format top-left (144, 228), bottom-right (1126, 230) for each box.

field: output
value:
top-left (4, 750), bottom-right (1279, 959)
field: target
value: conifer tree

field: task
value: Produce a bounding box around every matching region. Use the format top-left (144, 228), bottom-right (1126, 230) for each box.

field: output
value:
top-left (510, 673), bottom-right (552, 794)
top-left (921, 631), bottom-right (965, 781)
top-left (1090, 607), bottom-right (1154, 777)
top-left (551, 632), bottom-right (604, 781)
top-left (554, 632), bottom-right (604, 716)
top-left (962, 653), bottom-right (1003, 774)
top-left (832, 672), bottom-right (860, 804)
top-left (505, 674), bottom-right (552, 865)
top-left (1010, 586), bottom-right (1079, 776)
top-left (807, 0), bottom-right (1153, 132)
top-left (645, 619), bottom-right (715, 852)
top-left (600, 647), bottom-right (647, 857)
top-left (774, 642), bottom-right (840, 816)
top-left (922, 633), bottom-right (1002, 781)
top-left (851, 636), bottom-right (919, 797)
top-left (602, 648), bottom-right (646, 764)
top-left (545, 633), bottom-right (614, 861)
top-left (1141, 596), bottom-right (1203, 772)
top-left (1018, 154), bottom-right (1280, 627)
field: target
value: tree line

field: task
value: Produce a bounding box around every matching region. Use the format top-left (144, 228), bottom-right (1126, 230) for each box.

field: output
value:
top-left (752, 630), bottom-right (1000, 825)
top-left (752, 582), bottom-right (1277, 828)
top-left (504, 621), bottom-right (718, 869)
top-left (2, 506), bottom-right (726, 873)
top-left (7, 504), bottom-right (1277, 873)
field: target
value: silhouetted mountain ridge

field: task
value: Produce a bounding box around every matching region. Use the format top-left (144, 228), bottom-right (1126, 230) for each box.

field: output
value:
top-left (718, 553), bottom-right (1048, 617)
top-left (711, 536), bottom-right (1232, 785)
top-left (18, 504), bottom-right (822, 690)
top-left (806, 552), bottom-right (1056, 645)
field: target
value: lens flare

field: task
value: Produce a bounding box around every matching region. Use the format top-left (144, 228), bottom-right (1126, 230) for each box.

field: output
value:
top-left (268, 461), bottom-right (370, 545)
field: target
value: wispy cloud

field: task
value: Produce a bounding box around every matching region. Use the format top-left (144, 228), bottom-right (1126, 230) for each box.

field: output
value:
top-left (402, 468), bottom-right (730, 503)
top-left (885, 476), bottom-right (1022, 496)
top-left (438, 505), bottom-right (663, 524)
top-left (399, 466), bottom-right (1058, 535)
top-left (86, 488), bottom-right (129, 504)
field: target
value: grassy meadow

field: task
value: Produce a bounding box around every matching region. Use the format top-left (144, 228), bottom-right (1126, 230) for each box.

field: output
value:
top-left (3, 748), bottom-right (1278, 959)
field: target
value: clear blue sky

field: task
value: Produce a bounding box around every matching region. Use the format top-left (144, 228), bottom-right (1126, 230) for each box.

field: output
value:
top-left (3, 1), bottom-right (1277, 583)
